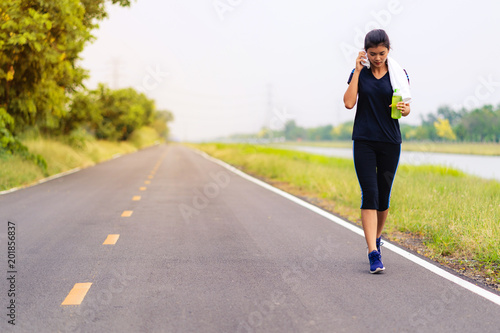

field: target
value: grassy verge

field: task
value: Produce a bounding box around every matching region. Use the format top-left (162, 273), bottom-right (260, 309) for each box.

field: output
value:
top-left (188, 142), bottom-right (500, 290)
top-left (0, 126), bottom-right (162, 192)
top-left (277, 140), bottom-right (500, 156)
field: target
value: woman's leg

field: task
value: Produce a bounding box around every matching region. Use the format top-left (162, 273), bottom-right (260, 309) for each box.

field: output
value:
top-left (361, 209), bottom-right (378, 252)
top-left (353, 141), bottom-right (379, 253)
top-left (377, 209), bottom-right (389, 238)
top-left (375, 142), bottom-right (401, 237)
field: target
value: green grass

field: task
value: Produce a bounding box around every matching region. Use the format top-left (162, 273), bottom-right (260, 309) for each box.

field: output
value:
top-left (0, 154), bottom-right (46, 191)
top-left (189, 143), bottom-right (500, 281)
top-left (278, 141), bottom-right (500, 156)
top-left (0, 126), bottom-right (162, 192)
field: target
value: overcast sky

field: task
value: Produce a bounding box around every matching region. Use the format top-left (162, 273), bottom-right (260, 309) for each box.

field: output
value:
top-left (79, 0), bottom-right (500, 141)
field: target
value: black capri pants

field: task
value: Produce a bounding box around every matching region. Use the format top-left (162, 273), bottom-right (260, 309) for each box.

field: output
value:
top-left (353, 140), bottom-right (401, 211)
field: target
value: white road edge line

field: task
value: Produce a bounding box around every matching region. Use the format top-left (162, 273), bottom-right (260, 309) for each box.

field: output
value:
top-left (0, 167), bottom-right (81, 196)
top-left (193, 148), bottom-right (500, 307)
top-left (0, 142), bottom-right (164, 196)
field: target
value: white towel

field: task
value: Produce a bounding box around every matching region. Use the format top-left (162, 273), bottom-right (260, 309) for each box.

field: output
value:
top-left (387, 56), bottom-right (411, 103)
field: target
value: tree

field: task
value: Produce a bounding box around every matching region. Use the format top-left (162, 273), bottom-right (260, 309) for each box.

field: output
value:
top-left (307, 124), bottom-right (333, 141)
top-left (434, 118), bottom-right (457, 141)
top-left (66, 84), bottom-right (169, 141)
top-left (436, 105), bottom-right (465, 126)
top-left (283, 120), bottom-right (306, 141)
top-left (150, 110), bottom-right (174, 139)
top-left (457, 105), bottom-right (499, 142)
top-left (0, 0), bottom-right (131, 152)
top-left (62, 88), bottom-right (102, 135)
top-left (330, 121), bottom-right (353, 140)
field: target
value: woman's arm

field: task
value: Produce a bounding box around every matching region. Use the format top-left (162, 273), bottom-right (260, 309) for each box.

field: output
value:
top-left (343, 51), bottom-right (366, 109)
top-left (343, 70), bottom-right (360, 109)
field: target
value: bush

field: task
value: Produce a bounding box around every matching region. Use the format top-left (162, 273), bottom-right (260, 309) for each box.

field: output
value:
top-left (67, 127), bottom-right (95, 149)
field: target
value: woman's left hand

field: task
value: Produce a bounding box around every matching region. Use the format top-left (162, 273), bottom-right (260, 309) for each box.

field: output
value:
top-left (397, 102), bottom-right (410, 117)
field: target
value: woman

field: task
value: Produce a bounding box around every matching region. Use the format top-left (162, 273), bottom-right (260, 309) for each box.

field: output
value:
top-left (343, 29), bottom-right (410, 274)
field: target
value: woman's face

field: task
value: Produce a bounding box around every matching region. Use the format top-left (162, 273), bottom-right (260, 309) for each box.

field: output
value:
top-left (366, 44), bottom-right (389, 68)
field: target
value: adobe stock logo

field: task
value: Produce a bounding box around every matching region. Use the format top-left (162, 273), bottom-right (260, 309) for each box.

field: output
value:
top-left (269, 106), bottom-right (294, 131)
top-left (134, 65), bottom-right (169, 93)
top-left (452, 75), bottom-right (500, 110)
top-left (213, 0), bottom-right (243, 21)
top-left (178, 171), bottom-right (231, 221)
top-left (340, 0), bottom-right (404, 63)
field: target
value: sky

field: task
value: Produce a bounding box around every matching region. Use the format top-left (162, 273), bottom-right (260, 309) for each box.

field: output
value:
top-left (79, 0), bottom-right (500, 141)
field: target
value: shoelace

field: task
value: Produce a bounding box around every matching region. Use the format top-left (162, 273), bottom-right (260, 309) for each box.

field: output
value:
top-left (368, 250), bottom-right (381, 262)
top-left (376, 238), bottom-right (384, 252)
top-left (366, 239), bottom-right (385, 255)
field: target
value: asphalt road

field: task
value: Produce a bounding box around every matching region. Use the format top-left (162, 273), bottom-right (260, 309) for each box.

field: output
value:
top-left (0, 144), bottom-right (499, 332)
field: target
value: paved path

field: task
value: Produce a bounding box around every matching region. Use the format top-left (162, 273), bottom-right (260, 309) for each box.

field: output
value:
top-left (0, 144), bottom-right (499, 332)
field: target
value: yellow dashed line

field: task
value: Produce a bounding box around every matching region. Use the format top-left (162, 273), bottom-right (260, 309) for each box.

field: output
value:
top-left (61, 283), bottom-right (92, 305)
top-left (121, 210), bottom-right (133, 217)
top-left (103, 234), bottom-right (120, 245)
top-left (62, 158), bottom-right (170, 307)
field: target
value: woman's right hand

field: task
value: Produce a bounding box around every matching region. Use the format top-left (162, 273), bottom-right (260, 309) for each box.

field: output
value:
top-left (356, 51), bottom-right (367, 72)
top-left (344, 51), bottom-right (365, 109)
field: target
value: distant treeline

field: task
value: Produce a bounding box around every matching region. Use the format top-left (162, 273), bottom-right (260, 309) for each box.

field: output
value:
top-left (229, 104), bottom-right (500, 143)
top-left (65, 84), bottom-right (173, 142)
top-left (0, 0), bottom-right (173, 169)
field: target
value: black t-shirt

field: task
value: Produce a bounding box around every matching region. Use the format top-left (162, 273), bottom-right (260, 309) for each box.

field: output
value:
top-left (347, 67), bottom-right (404, 144)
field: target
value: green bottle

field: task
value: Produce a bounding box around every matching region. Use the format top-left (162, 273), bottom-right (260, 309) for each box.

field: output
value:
top-left (391, 89), bottom-right (402, 119)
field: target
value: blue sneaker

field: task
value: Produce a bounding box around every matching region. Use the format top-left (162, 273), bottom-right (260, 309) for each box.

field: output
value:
top-left (368, 250), bottom-right (385, 274)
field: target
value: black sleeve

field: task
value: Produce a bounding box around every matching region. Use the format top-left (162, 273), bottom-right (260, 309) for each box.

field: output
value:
top-left (347, 69), bottom-right (355, 84)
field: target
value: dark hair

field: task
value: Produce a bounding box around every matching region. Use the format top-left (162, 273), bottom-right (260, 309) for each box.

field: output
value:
top-left (364, 29), bottom-right (391, 50)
